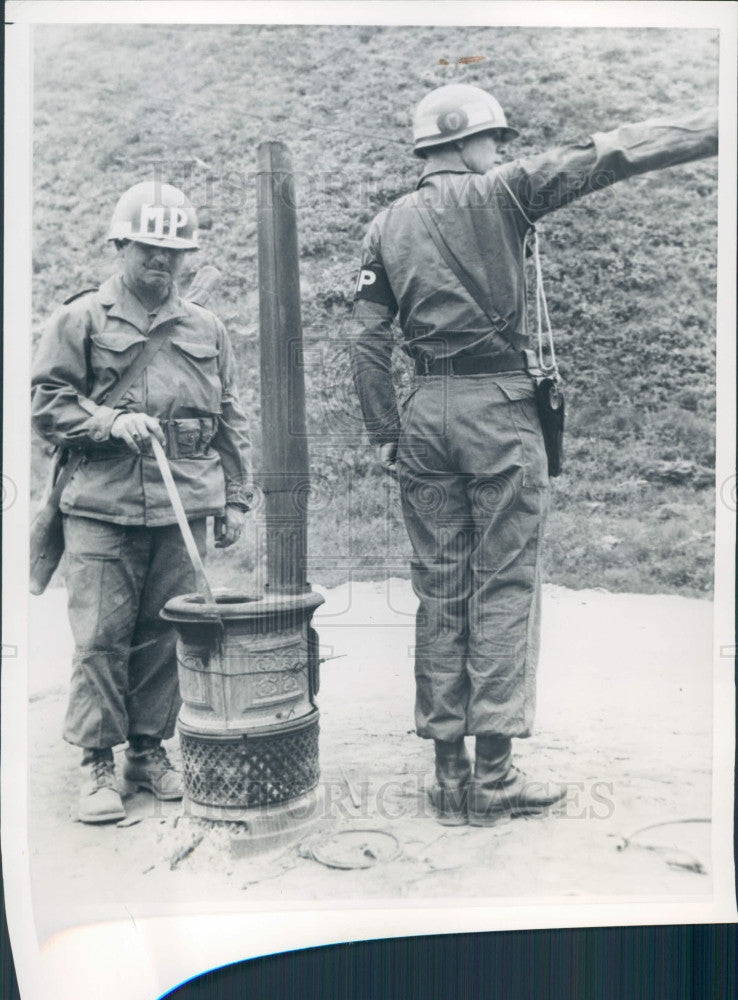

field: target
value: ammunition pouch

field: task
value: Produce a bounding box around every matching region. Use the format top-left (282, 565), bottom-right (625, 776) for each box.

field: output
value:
top-left (160, 417), bottom-right (217, 459)
top-left (85, 416), bottom-right (218, 461)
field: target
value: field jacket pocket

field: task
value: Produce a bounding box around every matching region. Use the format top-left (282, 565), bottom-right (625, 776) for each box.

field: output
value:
top-left (170, 338), bottom-right (219, 362)
top-left (90, 330), bottom-right (146, 376)
top-left (169, 336), bottom-right (222, 412)
top-left (89, 329), bottom-right (147, 407)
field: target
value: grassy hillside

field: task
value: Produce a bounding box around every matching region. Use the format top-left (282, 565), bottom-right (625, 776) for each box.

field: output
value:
top-left (32, 24), bottom-right (719, 596)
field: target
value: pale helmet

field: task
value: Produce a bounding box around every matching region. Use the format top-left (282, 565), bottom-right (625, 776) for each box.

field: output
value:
top-left (412, 83), bottom-right (519, 156)
top-left (107, 181), bottom-right (199, 250)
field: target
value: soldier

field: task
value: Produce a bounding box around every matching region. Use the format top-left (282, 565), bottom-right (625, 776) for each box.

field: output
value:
top-left (350, 84), bottom-right (717, 827)
top-left (32, 182), bottom-right (253, 823)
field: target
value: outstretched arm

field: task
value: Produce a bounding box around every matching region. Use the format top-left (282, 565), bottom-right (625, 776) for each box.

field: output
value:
top-left (498, 108), bottom-right (718, 223)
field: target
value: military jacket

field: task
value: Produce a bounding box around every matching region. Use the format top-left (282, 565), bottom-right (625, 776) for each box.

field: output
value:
top-left (32, 274), bottom-right (253, 526)
top-left (351, 110), bottom-right (718, 444)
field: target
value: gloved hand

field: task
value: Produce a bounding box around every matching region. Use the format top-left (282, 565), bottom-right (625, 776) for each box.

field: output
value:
top-left (214, 504), bottom-right (246, 548)
top-left (378, 442), bottom-right (398, 478)
top-left (110, 412), bottom-right (166, 453)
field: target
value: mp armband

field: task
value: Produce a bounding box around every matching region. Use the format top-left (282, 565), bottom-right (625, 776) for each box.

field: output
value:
top-left (354, 264), bottom-right (398, 312)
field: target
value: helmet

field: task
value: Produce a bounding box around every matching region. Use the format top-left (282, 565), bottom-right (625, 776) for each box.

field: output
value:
top-left (107, 181), bottom-right (199, 250)
top-left (412, 83), bottom-right (519, 156)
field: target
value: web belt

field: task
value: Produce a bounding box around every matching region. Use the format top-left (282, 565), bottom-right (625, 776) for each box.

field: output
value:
top-left (414, 350), bottom-right (529, 376)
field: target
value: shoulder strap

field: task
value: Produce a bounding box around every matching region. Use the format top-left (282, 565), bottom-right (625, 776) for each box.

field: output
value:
top-left (64, 288), bottom-right (98, 306)
top-left (45, 322), bottom-right (174, 506)
top-left (414, 193), bottom-right (525, 352)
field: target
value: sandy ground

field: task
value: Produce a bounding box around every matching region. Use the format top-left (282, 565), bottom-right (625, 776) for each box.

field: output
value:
top-left (27, 581), bottom-right (714, 944)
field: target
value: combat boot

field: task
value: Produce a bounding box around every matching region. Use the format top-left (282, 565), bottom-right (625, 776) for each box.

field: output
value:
top-left (78, 748), bottom-right (126, 824)
top-left (468, 735), bottom-right (566, 827)
top-left (428, 738), bottom-right (471, 826)
top-left (122, 736), bottom-right (183, 800)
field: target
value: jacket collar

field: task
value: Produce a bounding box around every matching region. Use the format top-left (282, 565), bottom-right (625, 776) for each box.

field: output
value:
top-left (416, 166), bottom-right (475, 190)
top-left (98, 273), bottom-right (188, 333)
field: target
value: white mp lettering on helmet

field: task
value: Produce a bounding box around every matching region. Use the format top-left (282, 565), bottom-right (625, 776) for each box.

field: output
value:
top-left (108, 181), bottom-right (199, 250)
top-left (140, 204), bottom-right (166, 239)
top-left (168, 206), bottom-right (189, 237)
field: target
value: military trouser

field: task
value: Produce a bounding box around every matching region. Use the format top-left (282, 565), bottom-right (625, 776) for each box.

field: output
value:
top-left (62, 514), bottom-right (207, 749)
top-left (396, 373), bottom-right (549, 742)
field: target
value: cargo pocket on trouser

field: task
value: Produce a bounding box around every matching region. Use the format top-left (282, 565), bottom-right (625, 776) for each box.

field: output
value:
top-left (62, 516), bottom-right (143, 748)
top-left (497, 379), bottom-right (549, 489)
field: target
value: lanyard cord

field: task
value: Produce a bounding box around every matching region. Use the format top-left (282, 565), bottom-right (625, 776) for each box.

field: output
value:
top-left (532, 229), bottom-right (558, 375)
top-left (496, 173), bottom-right (559, 378)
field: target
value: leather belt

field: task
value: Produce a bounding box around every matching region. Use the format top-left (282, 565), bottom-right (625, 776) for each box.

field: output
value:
top-left (414, 351), bottom-right (529, 376)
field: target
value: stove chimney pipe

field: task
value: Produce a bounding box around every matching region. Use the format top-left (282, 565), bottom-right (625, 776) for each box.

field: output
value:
top-left (256, 141), bottom-right (310, 594)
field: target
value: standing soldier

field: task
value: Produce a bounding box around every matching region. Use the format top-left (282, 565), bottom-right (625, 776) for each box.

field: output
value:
top-left (350, 84), bottom-right (717, 827)
top-left (32, 182), bottom-right (253, 823)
